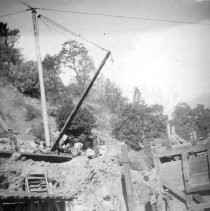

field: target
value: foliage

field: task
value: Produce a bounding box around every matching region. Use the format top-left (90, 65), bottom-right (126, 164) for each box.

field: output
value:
top-left (58, 40), bottom-right (95, 95)
top-left (97, 78), bottom-right (128, 113)
top-left (31, 119), bottom-right (45, 141)
top-left (11, 60), bottom-right (40, 97)
top-left (10, 54), bottom-right (65, 101)
top-left (133, 86), bottom-right (145, 105)
top-left (24, 104), bottom-right (41, 121)
top-left (111, 89), bottom-right (167, 150)
top-left (172, 103), bottom-right (210, 140)
top-left (0, 22), bottom-right (22, 77)
top-left (42, 54), bottom-right (65, 103)
top-left (55, 98), bottom-right (96, 137)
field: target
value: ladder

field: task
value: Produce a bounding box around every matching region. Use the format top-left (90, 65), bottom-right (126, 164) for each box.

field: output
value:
top-left (25, 173), bottom-right (49, 193)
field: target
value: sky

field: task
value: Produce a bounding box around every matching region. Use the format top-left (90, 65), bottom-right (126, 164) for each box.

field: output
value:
top-left (0, 0), bottom-right (210, 117)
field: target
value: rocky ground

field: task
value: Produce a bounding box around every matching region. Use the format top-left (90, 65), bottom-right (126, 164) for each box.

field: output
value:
top-left (0, 143), bottom-right (158, 211)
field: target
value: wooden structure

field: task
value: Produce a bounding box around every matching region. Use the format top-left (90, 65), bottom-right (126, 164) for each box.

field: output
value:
top-left (0, 150), bottom-right (72, 163)
top-left (25, 174), bottom-right (49, 194)
top-left (51, 51), bottom-right (111, 152)
top-left (0, 191), bottom-right (69, 211)
top-left (120, 144), bottom-right (135, 211)
top-left (152, 141), bottom-right (210, 211)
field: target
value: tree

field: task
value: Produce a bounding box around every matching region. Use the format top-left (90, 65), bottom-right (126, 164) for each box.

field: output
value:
top-left (42, 54), bottom-right (65, 104)
top-left (191, 104), bottom-right (210, 138)
top-left (10, 55), bottom-right (65, 101)
top-left (172, 103), bottom-right (194, 140)
top-left (172, 103), bottom-right (210, 140)
top-left (133, 87), bottom-right (145, 106)
top-left (58, 40), bottom-right (95, 95)
top-left (0, 22), bottom-right (22, 77)
top-left (111, 101), bottom-right (167, 150)
top-left (102, 78), bottom-right (127, 113)
top-left (55, 98), bottom-right (96, 137)
top-left (11, 60), bottom-right (40, 98)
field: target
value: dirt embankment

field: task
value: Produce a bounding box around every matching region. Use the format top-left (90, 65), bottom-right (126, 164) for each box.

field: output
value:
top-left (0, 144), bottom-right (158, 211)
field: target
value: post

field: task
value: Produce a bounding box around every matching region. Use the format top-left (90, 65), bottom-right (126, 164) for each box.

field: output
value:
top-left (32, 10), bottom-right (51, 149)
top-left (51, 51), bottom-right (111, 151)
top-left (121, 144), bottom-right (134, 211)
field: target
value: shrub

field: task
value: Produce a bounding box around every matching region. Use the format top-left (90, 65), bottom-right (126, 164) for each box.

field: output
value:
top-left (31, 120), bottom-right (44, 141)
top-left (11, 61), bottom-right (40, 98)
top-left (24, 104), bottom-right (41, 121)
top-left (55, 99), bottom-right (96, 137)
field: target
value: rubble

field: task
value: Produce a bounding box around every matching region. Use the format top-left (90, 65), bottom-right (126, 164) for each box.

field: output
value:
top-left (0, 139), bottom-right (159, 210)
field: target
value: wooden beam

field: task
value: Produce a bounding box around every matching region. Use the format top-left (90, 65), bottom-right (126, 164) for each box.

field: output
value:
top-left (186, 184), bottom-right (210, 193)
top-left (181, 152), bottom-right (191, 198)
top-left (29, 199), bottom-right (35, 211)
top-left (0, 191), bottom-right (68, 200)
top-left (189, 203), bottom-right (210, 210)
top-left (53, 200), bottom-right (62, 211)
top-left (153, 157), bottom-right (166, 211)
top-left (121, 144), bottom-right (134, 211)
top-left (162, 179), bottom-right (186, 202)
top-left (0, 203), bottom-right (3, 211)
top-left (207, 148), bottom-right (210, 178)
top-left (156, 144), bottom-right (208, 158)
top-left (192, 194), bottom-right (207, 203)
top-left (163, 179), bottom-right (208, 205)
top-left (51, 51), bottom-right (111, 151)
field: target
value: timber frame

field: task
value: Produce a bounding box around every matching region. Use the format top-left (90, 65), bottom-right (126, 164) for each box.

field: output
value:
top-left (0, 191), bottom-right (71, 211)
top-left (152, 141), bottom-right (210, 211)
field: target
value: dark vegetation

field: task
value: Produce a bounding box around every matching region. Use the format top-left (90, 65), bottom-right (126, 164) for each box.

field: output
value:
top-left (172, 103), bottom-right (210, 140)
top-left (56, 99), bottom-right (95, 137)
top-left (0, 21), bottom-right (210, 153)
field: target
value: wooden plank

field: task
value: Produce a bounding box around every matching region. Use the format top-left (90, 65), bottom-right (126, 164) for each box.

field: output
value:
top-left (156, 144), bottom-right (208, 158)
top-left (53, 200), bottom-right (62, 211)
top-left (153, 156), bottom-right (166, 211)
top-left (28, 177), bottom-right (46, 180)
top-left (121, 144), bottom-right (134, 211)
top-left (190, 156), bottom-right (208, 174)
top-left (162, 179), bottom-right (186, 201)
top-left (0, 203), bottom-right (3, 211)
top-left (186, 184), bottom-right (210, 193)
top-left (182, 153), bottom-right (191, 192)
top-left (189, 203), bottom-right (210, 210)
top-left (162, 180), bottom-right (207, 206)
top-left (29, 200), bottom-right (35, 211)
top-left (190, 172), bottom-right (209, 185)
top-left (192, 194), bottom-right (207, 203)
top-left (207, 148), bottom-right (210, 177)
top-left (0, 191), bottom-right (66, 200)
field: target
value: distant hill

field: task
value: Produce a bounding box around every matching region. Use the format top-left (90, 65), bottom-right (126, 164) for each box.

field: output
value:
top-left (189, 92), bottom-right (210, 108)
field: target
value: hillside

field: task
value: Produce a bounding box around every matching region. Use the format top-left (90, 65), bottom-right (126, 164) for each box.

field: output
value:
top-left (0, 78), bottom-right (159, 211)
top-left (0, 79), bottom-right (57, 144)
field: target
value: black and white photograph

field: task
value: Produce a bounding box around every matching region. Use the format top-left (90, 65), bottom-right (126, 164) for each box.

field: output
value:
top-left (0, 0), bottom-right (210, 210)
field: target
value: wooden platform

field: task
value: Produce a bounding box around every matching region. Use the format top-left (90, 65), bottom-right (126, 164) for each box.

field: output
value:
top-left (0, 150), bottom-right (72, 163)
top-left (152, 142), bottom-right (210, 211)
top-left (0, 190), bottom-right (70, 211)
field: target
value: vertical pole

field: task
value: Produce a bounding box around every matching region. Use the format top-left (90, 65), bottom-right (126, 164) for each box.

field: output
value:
top-left (121, 144), bottom-right (134, 211)
top-left (32, 10), bottom-right (51, 149)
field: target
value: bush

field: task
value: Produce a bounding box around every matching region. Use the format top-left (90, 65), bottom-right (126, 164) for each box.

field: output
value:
top-left (31, 120), bottom-right (45, 141)
top-left (11, 61), bottom-right (40, 98)
top-left (24, 104), bottom-right (41, 121)
top-left (55, 99), bottom-right (96, 137)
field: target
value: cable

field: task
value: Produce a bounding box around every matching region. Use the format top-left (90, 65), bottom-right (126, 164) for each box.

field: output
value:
top-left (39, 14), bottom-right (108, 51)
top-left (0, 9), bottom-right (29, 18)
top-left (39, 17), bottom-right (56, 38)
top-left (16, 0), bottom-right (41, 11)
top-left (39, 8), bottom-right (210, 26)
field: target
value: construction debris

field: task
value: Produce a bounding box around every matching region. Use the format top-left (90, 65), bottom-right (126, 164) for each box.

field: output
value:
top-left (0, 141), bottom-right (158, 210)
